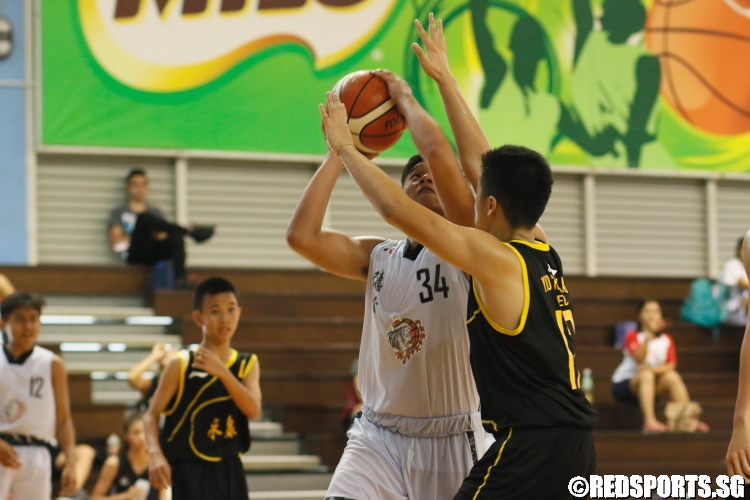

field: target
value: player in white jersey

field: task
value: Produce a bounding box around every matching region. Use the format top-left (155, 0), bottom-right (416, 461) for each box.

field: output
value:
top-left (288, 72), bottom-right (482, 500)
top-left (0, 293), bottom-right (78, 500)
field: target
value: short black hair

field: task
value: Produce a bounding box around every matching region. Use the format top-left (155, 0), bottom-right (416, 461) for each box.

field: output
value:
top-left (193, 277), bottom-right (239, 311)
top-left (478, 145), bottom-right (553, 228)
top-left (1, 292), bottom-right (46, 321)
top-left (126, 169), bottom-right (147, 183)
top-left (401, 155), bottom-right (424, 185)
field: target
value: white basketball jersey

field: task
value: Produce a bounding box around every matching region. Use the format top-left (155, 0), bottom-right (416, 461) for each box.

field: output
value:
top-left (0, 346), bottom-right (57, 441)
top-left (359, 239), bottom-right (479, 418)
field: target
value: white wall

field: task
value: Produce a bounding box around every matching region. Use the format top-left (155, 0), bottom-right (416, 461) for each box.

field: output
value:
top-left (35, 150), bottom-right (750, 277)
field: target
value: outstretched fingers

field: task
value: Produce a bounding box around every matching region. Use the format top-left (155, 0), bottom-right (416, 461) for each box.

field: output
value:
top-left (415, 18), bottom-right (430, 45)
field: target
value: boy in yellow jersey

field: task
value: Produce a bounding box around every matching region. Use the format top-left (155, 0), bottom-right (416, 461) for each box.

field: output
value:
top-left (144, 277), bottom-right (262, 500)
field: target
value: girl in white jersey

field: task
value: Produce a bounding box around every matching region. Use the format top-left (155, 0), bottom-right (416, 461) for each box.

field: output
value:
top-left (288, 73), bottom-right (483, 499)
top-left (0, 293), bottom-right (78, 500)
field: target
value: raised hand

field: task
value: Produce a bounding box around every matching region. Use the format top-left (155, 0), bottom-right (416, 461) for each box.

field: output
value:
top-left (319, 92), bottom-right (355, 156)
top-left (412, 13), bottom-right (453, 84)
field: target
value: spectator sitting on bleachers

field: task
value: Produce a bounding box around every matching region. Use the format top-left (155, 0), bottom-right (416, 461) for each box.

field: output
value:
top-left (127, 342), bottom-right (179, 414)
top-left (721, 238), bottom-right (749, 327)
top-left (107, 169), bottom-right (215, 288)
top-left (90, 412), bottom-right (160, 500)
top-left (611, 299), bottom-right (710, 433)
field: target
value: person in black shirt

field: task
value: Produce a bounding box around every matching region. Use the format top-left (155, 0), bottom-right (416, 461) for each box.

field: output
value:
top-left (143, 278), bottom-right (262, 500)
top-left (107, 169), bottom-right (215, 287)
top-left (319, 14), bottom-right (596, 498)
top-left (91, 413), bottom-right (159, 500)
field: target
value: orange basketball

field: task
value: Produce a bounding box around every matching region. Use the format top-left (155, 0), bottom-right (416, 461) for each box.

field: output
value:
top-left (332, 71), bottom-right (406, 154)
top-left (646, 0), bottom-right (750, 135)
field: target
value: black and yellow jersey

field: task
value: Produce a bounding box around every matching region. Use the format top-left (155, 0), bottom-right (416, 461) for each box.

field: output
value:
top-left (160, 348), bottom-right (255, 462)
top-left (467, 240), bottom-right (596, 433)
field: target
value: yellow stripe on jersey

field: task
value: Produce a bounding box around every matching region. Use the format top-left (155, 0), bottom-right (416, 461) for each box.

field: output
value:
top-left (471, 244), bottom-right (530, 336)
top-left (167, 377), bottom-right (219, 442)
top-left (473, 428), bottom-right (513, 500)
top-left (556, 310), bottom-right (579, 390)
top-left (188, 395), bottom-right (232, 462)
top-left (164, 350), bottom-right (189, 416)
top-left (509, 239), bottom-right (550, 251)
top-left (241, 354), bottom-right (257, 381)
top-left (481, 420), bottom-right (499, 433)
top-left (467, 309), bottom-right (481, 325)
top-left (167, 349), bottom-right (240, 442)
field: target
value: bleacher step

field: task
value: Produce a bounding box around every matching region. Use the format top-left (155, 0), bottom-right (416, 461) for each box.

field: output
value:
top-left (250, 422), bottom-right (285, 438)
top-left (246, 471), bottom-right (333, 492)
top-left (43, 305), bottom-right (156, 318)
top-left (241, 455), bottom-right (321, 472)
top-left (249, 436), bottom-right (301, 456)
top-left (249, 490), bottom-right (328, 500)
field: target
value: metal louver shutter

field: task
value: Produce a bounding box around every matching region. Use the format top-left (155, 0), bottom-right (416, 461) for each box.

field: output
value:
top-left (596, 177), bottom-right (706, 277)
top-left (539, 173), bottom-right (584, 275)
top-left (37, 156), bottom-right (174, 265)
top-left (329, 169), bottom-right (405, 240)
top-left (186, 161), bottom-right (313, 268)
top-left (717, 181), bottom-right (750, 265)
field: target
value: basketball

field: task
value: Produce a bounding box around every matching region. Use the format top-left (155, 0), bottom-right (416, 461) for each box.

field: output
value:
top-left (331, 70), bottom-right (407, 154)
top-left (646, 0), bottom-right (750, 135)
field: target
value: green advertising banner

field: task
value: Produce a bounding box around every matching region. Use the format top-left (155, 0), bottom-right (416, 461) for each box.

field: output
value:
top-left (43, 0), bottom-right (750, 169)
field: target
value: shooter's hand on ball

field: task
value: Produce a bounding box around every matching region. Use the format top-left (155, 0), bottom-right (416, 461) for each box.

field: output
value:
top-left (413, 13), bottom-right (453, 84)
top-left (372, 70), bottom-right (413, 106)
top-left (320, 92), bottom-right (357, 156)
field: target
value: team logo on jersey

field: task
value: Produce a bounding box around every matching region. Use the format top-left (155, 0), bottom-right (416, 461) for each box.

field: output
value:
top-left (2, 398), bottom-right (26, 424)
top-left (386, 314), bottom-right (426, 364)
top-left (547, 264), bottom-right (558, 276)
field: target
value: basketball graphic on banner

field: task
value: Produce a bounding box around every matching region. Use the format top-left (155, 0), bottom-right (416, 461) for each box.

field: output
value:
top-left (646, 0), bottom-right (750, 135)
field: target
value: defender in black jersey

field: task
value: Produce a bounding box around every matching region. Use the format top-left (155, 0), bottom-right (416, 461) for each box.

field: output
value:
top-left (321, 48), bottom-right (596, 497)
top-left (143, 278), bottom-right (262, 500)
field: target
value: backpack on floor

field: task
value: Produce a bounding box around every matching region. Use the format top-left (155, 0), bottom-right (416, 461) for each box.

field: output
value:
top-left (680, 278), bottom-right (728, 329)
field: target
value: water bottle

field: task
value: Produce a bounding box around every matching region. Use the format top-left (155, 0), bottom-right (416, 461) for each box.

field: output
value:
top-left (581, 368), bottom-right (594, 404)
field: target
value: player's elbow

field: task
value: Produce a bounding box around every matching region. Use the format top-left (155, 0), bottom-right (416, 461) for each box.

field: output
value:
top-left (285, 224), bottom-right (312, 253)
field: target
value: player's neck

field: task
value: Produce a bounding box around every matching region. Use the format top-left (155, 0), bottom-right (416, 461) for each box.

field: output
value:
top-left (199, 338), bottom-right (232, 361)
top-left (492, 225), bottom-right (536, 244)
top-left (128, 199), bottom-right (147, 212)
top-left (5, 341), bottom-right (34, 360)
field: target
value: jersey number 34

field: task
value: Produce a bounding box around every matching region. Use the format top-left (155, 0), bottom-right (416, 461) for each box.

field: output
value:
top-left (416, 265), bottom-right (450, 303)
